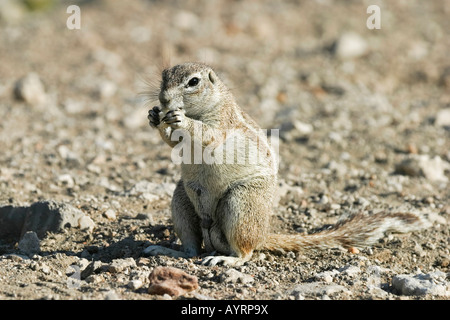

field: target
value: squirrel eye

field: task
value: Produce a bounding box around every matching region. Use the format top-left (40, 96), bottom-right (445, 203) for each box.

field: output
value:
top-left (187, 77), bottom-right (200, 87)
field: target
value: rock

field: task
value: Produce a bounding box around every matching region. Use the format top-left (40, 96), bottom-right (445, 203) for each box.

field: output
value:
top-left (347, 247), bottom-right (360, 254)
top-left (280, 120), bottom-right (313, 141)
top-left (291, 282), bottom-right (351, 298)
top-left (339, 265), bottom-right (361, 277)
top-left (103, 209), bottom-right (116, 220)
top-left (23, 202), bottom-right (86, 238)
top-left (325, 160), bottom-right (348, 176)
top-left (57, 145), bottom-right (81, 166)
top-left (63, 99), bottom-right (85, 114)
top-left (318, 195), bottom-right (329, 205)
top-left (148, 266), bottom-right (198, 297)
top-left (0, 201), bottom-right (86, 239)
top-left (408, 41), bottom-right (429, 60)
top-left (314, 270), bottom-right (339, 283)
top-left (220, 268), bottom-right (254, 284)
top-left (333, 32), bottom-right (369, 60)
top-left (18, 231), bottom-right (40, 256)
top-left (86, 163), bottom-right (101, 174)
top-left (395, 154), bottom-right (450, 182)
top-left (40, 263), bottom-right (51, 274)
top-left (14, 73), bottom-right (47, 105)
top-left (435, 108), bottom-right (450, 128)
top-left (128, 279), bottom-right (143, 290)
top-left (80, 261), bottom-right (104, 280)
top-left (78, 215), bottom-right (95, 233)
top-left (392, 272), bottom-right (449, 296)
top-left (0, 205), bottom-right (28, 239)
top-left (108, 258), bottom-right (136, 273)
top-left (57, 174), bottom-right (75, 188)
top-left (366, 266), bottom-right (388, 287)
top-left (94, 80), bottom-right (117, 100)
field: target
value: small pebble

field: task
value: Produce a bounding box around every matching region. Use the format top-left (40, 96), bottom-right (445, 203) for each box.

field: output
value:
top-left (128, 279), bottom-right (143, 290)
top-left (103, 209), bottom-right (117, 220)
top-left (14, 73), bottom-right (47, 105)
top-left (78, 216), bottom-right (95, 233)
top-left (348, 247), bottom-right (360, 254)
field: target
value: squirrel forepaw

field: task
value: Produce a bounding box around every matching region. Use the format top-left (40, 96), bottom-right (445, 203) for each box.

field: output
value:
top-left (148, 106), bottom-right (162, 128)
top-left (161, 109), bottom-right (185, 129)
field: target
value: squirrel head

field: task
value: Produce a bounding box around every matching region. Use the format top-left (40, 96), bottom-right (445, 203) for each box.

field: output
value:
top-left (159, 62), bottom-right (226, 120)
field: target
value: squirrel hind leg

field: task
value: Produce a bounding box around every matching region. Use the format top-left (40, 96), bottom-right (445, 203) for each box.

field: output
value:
top-left (171, 180), bottom-right (203, 256)
top-left (210, 178), bottom-right (273, 263)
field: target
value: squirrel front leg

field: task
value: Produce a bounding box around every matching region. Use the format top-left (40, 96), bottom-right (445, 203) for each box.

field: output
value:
top-left (148, 106), bottom-right (181, 148)
top-left (149, 106), bottom-right (223, 149)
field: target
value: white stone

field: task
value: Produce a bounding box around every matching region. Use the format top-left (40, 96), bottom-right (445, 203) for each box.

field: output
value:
top-left (435, 108), bottom-right (450, 127)
top-left (315, 270), bottom-right (339, 283)
top-left (127, 279), bottom-right (143, 290)
top-left (220, 268), bottom-right (254, 284)
top-left (395, 155), bottom-right (450, 182)
top-left (392, 273), bottom-right (449, 296)
top-left (339, 265), bottom-right (361, 277)
top-left (14, 73), bottom-right (47, 105)
top-left (334, 32), bottom-right (369, 59)
top-left (58, 174), bottom-right (75, 188)
top-left (108, 258), bottom-right (137, 273)
top-left (103, 209), bottom-right (116, 220)
top-left (78, 215), bottom-right (95, 233)
top-left (94, 80), bottom-right (117, 100)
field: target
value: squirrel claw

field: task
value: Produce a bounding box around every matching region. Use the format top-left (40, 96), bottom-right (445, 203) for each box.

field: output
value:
top-left (200, 255), bottom-right (244, 267)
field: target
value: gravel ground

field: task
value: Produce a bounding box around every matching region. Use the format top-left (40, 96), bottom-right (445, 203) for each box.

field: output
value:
top-left (0, 0), bottom-right (449, 300)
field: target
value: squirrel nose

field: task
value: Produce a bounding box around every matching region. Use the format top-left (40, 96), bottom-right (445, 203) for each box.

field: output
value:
top-left (159, 92), bottom-right (171, 105)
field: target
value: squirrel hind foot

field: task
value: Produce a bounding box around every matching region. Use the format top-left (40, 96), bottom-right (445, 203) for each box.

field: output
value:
top-left (200, 255), bottom-right (247, 267)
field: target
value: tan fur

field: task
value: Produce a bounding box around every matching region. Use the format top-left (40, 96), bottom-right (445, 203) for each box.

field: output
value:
top-left (146, 62), bottom-right (427, 266)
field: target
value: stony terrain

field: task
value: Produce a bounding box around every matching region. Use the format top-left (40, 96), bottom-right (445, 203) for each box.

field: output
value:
top-left (0, 0), bottom-right (449, 300)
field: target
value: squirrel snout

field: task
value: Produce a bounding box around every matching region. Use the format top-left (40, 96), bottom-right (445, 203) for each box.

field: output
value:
top-left (159, 91), bottom-right (184, 112)
top-left (159, 93), bottom-right (171, 105)
top-left (159, 93), bottom-right (185, 112)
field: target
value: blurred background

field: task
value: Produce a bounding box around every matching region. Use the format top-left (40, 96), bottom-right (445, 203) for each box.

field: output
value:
top-left (0, 0), bottom-right (449, 203)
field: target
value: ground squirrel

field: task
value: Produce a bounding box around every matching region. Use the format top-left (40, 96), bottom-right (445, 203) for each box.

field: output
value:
top-left (145, 62), bottom-right (427, 266)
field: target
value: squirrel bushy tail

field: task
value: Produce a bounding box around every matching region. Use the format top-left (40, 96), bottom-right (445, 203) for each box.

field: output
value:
top-left (263, 212), bottom-right (428, 252)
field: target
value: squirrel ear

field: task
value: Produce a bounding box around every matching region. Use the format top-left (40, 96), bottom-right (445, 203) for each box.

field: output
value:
top-left (208, 71), bottom-right (217, 84)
